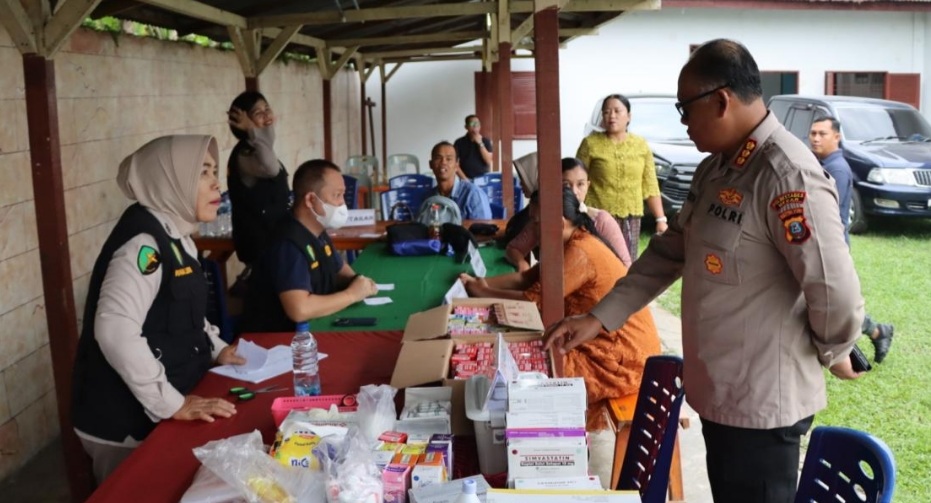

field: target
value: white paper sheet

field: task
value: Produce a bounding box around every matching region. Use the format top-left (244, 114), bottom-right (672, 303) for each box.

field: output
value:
top-left (376, 283), bottom-right (395, 291)
top-left (442, 279), bottom-right (469, 305)
top-left (232, 339), bottom-right (267, 374)
top-left (364, 296), bottom-right (393, 305)
top-left (468, 241), bottom-right (487, 277)
top-left (359, 232), bottom-right (383, 238)
top-left (209, 345), bottom-right (328, 384)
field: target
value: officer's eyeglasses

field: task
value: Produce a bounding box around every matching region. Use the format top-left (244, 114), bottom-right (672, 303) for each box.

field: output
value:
top-left (675, 83), bottom-right (730, 120)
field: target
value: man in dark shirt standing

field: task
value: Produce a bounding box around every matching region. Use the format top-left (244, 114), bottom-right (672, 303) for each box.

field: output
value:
top-left (810, 116), bottom-right (894, 363)
top-left (454, 114), bottom-right (494, 179)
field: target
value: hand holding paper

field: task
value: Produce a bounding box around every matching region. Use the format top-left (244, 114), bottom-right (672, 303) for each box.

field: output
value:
top-left (232, 339), bottom-right (267, 374)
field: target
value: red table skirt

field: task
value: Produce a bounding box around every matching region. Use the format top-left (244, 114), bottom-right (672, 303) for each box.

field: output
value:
top-left (86, 330), bottom-right (403, 503)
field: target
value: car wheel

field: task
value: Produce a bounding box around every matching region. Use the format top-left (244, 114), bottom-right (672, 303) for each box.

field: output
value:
top-left (848, 188), bottom-right (867, 234)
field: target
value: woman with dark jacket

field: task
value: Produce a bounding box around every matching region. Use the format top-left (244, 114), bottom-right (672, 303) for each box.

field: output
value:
top-left (227, 91), bottom-right (291, 266)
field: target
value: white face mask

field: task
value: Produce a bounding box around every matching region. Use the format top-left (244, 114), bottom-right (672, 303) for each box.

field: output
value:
top-left (313, 199), bottom-right (349, 229)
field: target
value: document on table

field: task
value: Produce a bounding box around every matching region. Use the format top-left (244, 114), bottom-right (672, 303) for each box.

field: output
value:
top-left (443, 279), bottom-right (468, 304)
top-left (210, 345), bottom-right (329, 384)
top-left (232, 339), bottom-right (267, 374)
top-left (376, 283), bottom-right (395, 291)
top-left (364, 296), bottom-right (393, 305)
top-left (468, 241), bottom-right (487, 277)
top-left (359, 232), bottom-right (382, 238)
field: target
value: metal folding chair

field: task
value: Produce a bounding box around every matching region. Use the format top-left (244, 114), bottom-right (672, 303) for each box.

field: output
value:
top-left (615, 355), bottom-right (685, 503)
top-left (795, 426), bottom-right (896, 503)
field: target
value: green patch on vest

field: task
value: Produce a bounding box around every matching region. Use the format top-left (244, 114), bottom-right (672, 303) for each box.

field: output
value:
top-left (137, 245), bottom-right (160, 275)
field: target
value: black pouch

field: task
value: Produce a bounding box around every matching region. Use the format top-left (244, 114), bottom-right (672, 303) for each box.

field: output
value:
top-left (469, 223), bottom-right (499, 236)
top-left (441, 223), bottom-right (477, 263)
top-left (849, 345), bottom-right (872, 372)
top-left (386, 222), bottom-right (441, 256)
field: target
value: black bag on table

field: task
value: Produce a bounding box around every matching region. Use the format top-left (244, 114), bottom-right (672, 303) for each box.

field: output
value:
top-left (386, 222), bottom-right (442, 256)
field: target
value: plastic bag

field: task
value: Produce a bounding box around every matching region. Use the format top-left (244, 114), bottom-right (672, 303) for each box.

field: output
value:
top-left (193, 430), bottom-right (326, 503)
top-left (356, 384), bottom-right (398, 444)
top-left (322, 428), bottom-right (382, 503)
top-left (179, 465), bottom-right (245, 503)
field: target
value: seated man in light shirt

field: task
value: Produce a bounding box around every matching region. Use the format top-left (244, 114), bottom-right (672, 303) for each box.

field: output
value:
top-left (427, 141), bottom-right (492, 220)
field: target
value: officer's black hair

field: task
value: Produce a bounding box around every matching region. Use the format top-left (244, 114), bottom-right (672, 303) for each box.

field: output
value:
top-left (293, 159), bottom-right (341, 206)
top-left (687, 39), bottom-right (762, 104)
top-left (464, 114), bottom-right (479, 125)
top-left (813, 115), bottom-right (841, 133)
top-left (529, 185), bottom-right (621, 261)
top-left (430, 140), bottom-right (457, 160)
top-left (228, 91), bottom-right (270, 141)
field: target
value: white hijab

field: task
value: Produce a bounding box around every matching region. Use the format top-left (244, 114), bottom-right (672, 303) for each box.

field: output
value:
top-left (117, 135), bottom-right (218, 237)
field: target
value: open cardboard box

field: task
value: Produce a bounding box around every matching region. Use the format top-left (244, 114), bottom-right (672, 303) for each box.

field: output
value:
top-left (390, 298), bottom-right (550, 435)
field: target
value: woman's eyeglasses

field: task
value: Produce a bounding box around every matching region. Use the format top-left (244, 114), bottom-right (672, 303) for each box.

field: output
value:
top-left (675, 83), bottom-right (730, 120)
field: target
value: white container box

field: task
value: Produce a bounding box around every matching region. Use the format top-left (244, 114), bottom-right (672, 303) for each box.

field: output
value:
top-left (507, 377), bottom-right (587, 413)
top-left (505, 433), bottom-right (589, 483)
top-left (465, 376), bottom-right (508, 475)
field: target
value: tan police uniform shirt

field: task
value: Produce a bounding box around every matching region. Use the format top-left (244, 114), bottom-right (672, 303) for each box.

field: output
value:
top-left (75, 208), bottom-right (227, 447)
top-left (591, 112), bottom-right (864, 429)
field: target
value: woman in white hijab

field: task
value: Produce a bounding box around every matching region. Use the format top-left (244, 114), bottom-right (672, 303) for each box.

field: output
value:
top-left (72, 135), bottom-right (246, 484)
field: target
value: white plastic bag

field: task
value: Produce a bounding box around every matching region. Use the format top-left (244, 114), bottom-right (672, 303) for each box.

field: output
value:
top-left (322, 428), bottom-right (383, 503)
top-left (192, 430), bottom-right (326, 503)
top-left (356, 384), bottom-right (398, 443)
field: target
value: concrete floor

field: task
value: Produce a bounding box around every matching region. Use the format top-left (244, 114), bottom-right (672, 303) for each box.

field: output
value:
top-left (0, 302), bottom-right (711, 503)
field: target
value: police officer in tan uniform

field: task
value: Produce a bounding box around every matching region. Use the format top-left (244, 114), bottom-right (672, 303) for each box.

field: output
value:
top-left (545, 39), bottom-right (864, 502)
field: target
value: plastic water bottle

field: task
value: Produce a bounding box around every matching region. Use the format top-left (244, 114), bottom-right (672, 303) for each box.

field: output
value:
top-left (291, 322), bottom-right (321, 396)
top-left (452, 479), bottom-right (480, 503)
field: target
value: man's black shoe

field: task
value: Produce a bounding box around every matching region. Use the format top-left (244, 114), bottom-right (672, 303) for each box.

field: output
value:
top-left (871, 324), bottom-right (894, 363)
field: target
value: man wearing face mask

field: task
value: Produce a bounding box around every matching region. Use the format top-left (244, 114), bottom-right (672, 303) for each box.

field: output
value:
top-left (239, 159), bottom-right (378, 333)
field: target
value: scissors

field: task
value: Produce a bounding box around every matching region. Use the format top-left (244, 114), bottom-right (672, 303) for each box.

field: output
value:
top-left (229, 385), bottom-right (289, 401)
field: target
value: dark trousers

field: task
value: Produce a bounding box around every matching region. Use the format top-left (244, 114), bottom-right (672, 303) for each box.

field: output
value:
top-left (701, 415), bottom-right (814, 503)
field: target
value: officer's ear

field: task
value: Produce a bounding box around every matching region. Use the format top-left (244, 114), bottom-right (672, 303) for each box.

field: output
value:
top-left (302, 191), bottom-right (319, 211)
top-left (715, 88), bottom-right (731, 118)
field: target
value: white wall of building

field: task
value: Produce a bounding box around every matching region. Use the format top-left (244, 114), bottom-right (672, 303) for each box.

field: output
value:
top-left (364, 7), bottom-right (928, 170)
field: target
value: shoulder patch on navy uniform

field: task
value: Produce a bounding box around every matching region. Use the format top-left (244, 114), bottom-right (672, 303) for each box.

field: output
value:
top-left (137, 246), bottom-right (160, 275)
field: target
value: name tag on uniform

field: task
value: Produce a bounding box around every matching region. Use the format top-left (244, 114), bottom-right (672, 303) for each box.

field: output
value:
top-left (174, 266), bottom-right (193, 277)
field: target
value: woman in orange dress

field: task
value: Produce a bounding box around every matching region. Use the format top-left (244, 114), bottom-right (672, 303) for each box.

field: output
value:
top-left (460, 186), bottom-right (661, 432)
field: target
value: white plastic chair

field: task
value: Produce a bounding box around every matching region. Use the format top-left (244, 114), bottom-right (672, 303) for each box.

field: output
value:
top-left (387, 153), bottom-right (420, 178)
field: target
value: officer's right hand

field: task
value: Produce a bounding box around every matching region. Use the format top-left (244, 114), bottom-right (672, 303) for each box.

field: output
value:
top-left (348, 274), bottom-right (378, 301)
top-left (172, 395), bottom-right (236, 422)
top-left (829, 357), bottom-right (863, 380)
top-left (543, 314), bottom-right (603, 355)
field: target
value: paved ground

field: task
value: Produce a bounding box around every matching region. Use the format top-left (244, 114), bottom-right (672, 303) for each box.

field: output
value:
top-left (650, 301), bottom-right (713, 503)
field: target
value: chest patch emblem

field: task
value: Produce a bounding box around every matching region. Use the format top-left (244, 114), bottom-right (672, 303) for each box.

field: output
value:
top-left (707, 203), bottom-right (744, 225)
top-left (137, 246), bottom-right (160, 275)
top-left (718, 188), bottom-right (743, 207)
top-left (705, 254), bottom-right (723, 275)
top-left (324, 244), bottom-right (332, 256)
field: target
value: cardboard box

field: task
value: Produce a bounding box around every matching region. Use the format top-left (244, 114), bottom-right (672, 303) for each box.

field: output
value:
top-left (396, 387), bottom-right (453, 435)
top-left (409, 475), bottom-right (491, 503)
top-left (506, 411), bottom-right (586, 430)
top-left (410, 452), bottom-right (448, 489)
top-left (487, 488), bottom-right (641, 502)
top-left (507, 377), bottom-right (587, 414)
top-left (383, 463), bottom-right (414, 503)
top-left (391, 299), bottom-right (550, 435)
top-left (506, 434), bottom-right (589, 483)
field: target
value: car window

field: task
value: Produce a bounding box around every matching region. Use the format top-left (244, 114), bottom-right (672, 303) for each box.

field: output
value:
top-left (836, 106), bottom-right (931, 141)
top-left (769, 100), bottom-right (791, 123)
top-left (785, 107), bottom-right (815, 143)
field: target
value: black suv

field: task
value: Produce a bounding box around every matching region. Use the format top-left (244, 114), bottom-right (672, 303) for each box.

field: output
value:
top-left (584, 95), bottom-right (706, 215)
top-left (769, 95), bottom-right (931, 233)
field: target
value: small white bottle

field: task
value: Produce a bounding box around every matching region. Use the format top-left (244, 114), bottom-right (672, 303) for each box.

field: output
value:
top-left (452, 479), bottom-right (481, 503)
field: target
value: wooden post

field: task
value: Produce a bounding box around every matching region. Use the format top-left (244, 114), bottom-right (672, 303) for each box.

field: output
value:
top-left (323, 78), bottom-right (333, 160)
top-left (533, 5), bottom-right (565, 329)
top-left (22, 54), bottom-right (94, 502)
top-left (361, 80), bottom-right (367, 155)
top-left (380, 64), bottom-right (388, 181)
top-left (245, 76), bottom-right (259, 92)
top-left (496, 42), bottom-right (514, 214)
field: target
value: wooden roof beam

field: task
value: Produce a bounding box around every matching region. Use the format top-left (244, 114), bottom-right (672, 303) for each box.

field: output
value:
top-left (249, 2), bottom-right (496, 29)
top-left (45, 0), bottom-right (105, 56)
top-left (511, 0), bottom-right (660, 12)
top-left (255, 24), bottom-right (301, 75)
top-left (326, 30), bottom-right (486, 48)
top-left (0, 0), bottom-right (38, 54)
top-left (136, 0), bottom-right (247, 29)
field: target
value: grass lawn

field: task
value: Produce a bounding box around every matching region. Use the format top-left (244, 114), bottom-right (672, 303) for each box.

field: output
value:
top-left (640, 217), bottom-right (931, 502)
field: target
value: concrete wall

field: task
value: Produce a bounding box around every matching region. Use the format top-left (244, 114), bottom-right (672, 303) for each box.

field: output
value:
top-left (366, 7), bottom-right (928, 167)
top-left (0, 25), bottom-right (359, 480)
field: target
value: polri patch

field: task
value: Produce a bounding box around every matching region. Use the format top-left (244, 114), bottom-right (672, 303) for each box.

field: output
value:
top-left (718, 188), bottom-right (743, 207)
top-left (780, 208), bottom-right (812, 244)
top-left (770, 191), bottom-right (806, 211)
top-left (137, 246), bottom-right (160, 275)
top-left (704, 253), bottom-right (723, 275)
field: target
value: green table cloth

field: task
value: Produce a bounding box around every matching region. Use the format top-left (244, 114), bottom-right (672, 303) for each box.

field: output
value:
top-left (312, 243), bottom-right (515, 331)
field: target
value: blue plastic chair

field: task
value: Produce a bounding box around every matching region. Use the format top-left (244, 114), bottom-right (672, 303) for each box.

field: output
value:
top-left (615, 355), bottom-right (685, 503)
top-left (795, 426), bottom-right (896, 503)
top-left (389, 174), bottom-right (435, 190)
top-left (489, 202), bottom-right (506, 219)
top-left (342, 174), bottom-right (359, 209)
top-left (380, 187), bottom-right (430, 221)
top-left (472, 173), bottom-right (503, 205)
top-left (200, 258), bottom-right (236, 343)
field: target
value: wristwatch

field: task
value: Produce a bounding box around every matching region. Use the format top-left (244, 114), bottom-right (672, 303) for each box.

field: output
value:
top-left (655, 216), bottom-right (668, 223)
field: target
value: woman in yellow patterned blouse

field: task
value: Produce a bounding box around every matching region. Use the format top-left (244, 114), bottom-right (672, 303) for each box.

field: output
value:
top-left (577, 94), bottom-right (668, 259)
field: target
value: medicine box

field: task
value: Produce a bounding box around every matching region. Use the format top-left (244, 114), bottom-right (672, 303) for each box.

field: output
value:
top-left (507, 377), bottom-right (587, 414)
top-left (506, 433), bottom-right (589, 483)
